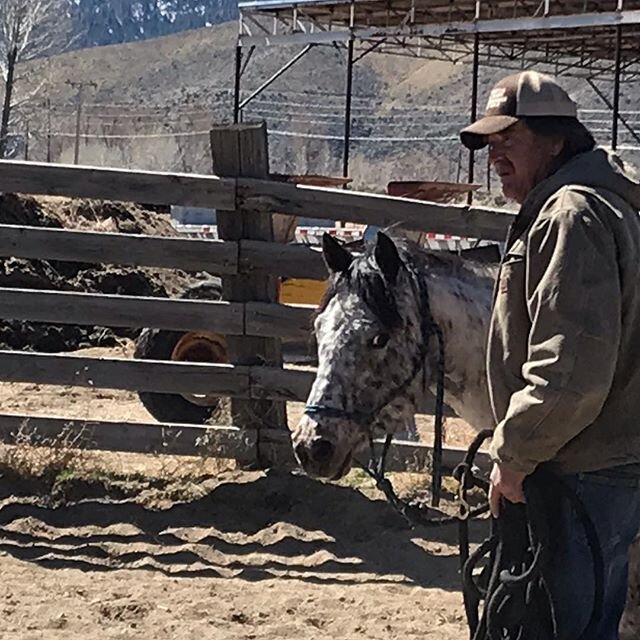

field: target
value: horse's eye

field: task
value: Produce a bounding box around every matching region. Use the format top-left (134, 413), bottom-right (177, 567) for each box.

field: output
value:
top-left (371, 333), bottom-right (390, 349)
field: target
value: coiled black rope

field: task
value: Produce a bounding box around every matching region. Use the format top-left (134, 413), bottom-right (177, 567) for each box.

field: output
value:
top-left (463, 467), bottom-right (604, 640)
top-left (362, 430), bottom-right (605, 640)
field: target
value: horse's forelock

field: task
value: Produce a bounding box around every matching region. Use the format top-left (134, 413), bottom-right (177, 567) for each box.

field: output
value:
top-left (315, 247), bottom-right (402, 331)
top-left (352, 258), bottom-right (401, 330)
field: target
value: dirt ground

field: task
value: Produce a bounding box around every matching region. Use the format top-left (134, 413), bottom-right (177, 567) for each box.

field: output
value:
top-left (0, 342), bottom-right (485, 640)
top-left (0, 469), bottom-right (481, 640)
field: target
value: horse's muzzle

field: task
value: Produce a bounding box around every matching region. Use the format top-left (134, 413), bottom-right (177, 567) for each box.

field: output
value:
top-left (292, 415), bottom-right (352, 479)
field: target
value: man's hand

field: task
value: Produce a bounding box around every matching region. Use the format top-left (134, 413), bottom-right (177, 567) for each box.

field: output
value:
top-left (489, 463), bottom-right (527, 517)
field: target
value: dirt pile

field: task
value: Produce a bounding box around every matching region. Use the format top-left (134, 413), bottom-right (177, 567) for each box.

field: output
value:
top-left (0, 194), bottom-right (197, 352)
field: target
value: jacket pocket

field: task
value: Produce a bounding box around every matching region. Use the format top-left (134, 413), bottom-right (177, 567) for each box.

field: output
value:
top-left (498, 239), bottom-right (526, 294)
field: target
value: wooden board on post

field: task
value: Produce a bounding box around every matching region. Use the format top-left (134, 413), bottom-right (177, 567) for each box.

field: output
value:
top-left (210, 123), bottom-right (287, 468)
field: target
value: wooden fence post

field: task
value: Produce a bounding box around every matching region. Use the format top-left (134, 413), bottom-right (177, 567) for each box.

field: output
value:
top-left (210, 122), bottom-right (288, 468)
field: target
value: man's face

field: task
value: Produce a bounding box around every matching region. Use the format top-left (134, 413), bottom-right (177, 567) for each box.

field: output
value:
top-left (488, 121), bottom-right (561, 204)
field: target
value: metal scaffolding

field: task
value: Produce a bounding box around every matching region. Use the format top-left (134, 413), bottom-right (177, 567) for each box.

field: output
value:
top-left (236, 0), bottom-right (640, 180)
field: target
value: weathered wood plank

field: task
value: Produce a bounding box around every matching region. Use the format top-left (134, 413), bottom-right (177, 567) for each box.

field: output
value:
top-left (0, 160), bottom-right (236, 210)
top-left (0, 288), bottom-right (244, 333)
top-left (0, 411), bottom-right (488, 474)
top-left (245, 301), bottom-right (313, 340)
top-left (211, 124), bottom-right (286, 451)
top-left (374, 438), bottom-right (490, 474)
top-left (251, 366), bottom-right (314, 402)
top-left (0, 288), bottom-right (317, 338)
top-left (239, 178), bottom-right (514, 241)
top-left (240, 239), bottom-right (327, 280)
top-left (0, 414), bottom-right (256, 458)
top-left (0, 351), bottom-right (250, 397)
top-left (0, 161), bottom-right (514, 241)
top-left (0, 224), bottom-right (238, 274)
top-left (248, 428), bottom-right (490, 474)
top-left (0, 341), bottom-right (455, 414)
top-left (335, 439), bottom-right (482, 473)
top-left (0, 160), bottom-right (515, 242)
top-left (0, 224), bottom-right (329, 280)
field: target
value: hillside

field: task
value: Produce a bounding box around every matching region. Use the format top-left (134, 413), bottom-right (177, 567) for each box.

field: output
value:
top-left (16, 21), bottom-right (640, 192)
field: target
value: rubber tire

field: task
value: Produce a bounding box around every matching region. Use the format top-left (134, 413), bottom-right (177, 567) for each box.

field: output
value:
top-left (134, 279), bottom-right (224, 424)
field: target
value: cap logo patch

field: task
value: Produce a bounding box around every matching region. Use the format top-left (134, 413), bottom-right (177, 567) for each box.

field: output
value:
top-left (486, 87), bottom-right (508, 110)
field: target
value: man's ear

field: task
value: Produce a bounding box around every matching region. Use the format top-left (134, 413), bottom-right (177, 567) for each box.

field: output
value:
top-left (550, 136), bottom-right (564, 158)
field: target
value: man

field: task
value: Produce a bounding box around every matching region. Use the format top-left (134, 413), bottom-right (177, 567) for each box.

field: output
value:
top-left (460, 70), bottom-right (640, 638)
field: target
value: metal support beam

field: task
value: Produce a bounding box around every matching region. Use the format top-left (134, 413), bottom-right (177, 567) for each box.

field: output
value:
top-left (240, 45), bottom-right (256, 76)
top-left (239, 44), bottom-right (315, 111)
top-left (353, 38), bottom-right (386, 63)
top-left (234, 45), bottom-right (242, 124)
top-left (342, 37), bottom-right (355, 181)
top-left (612, 25), bottom-right (623, 150)
top-left (587, 78), bottom-right (640, 147)
top-left (467, 33), bottom-right (480, 204)
top-left (238, 9), bottom-right (640, 47)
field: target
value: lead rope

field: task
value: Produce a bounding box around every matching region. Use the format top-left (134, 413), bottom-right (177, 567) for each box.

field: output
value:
top-left (362, 431), bottom-right (604, 640)
top-left (466, 470), bottom-right (604, 640)
top-left (360, 429), bottom-right (491, 529)
top-left (431, 324), bottom-right (446, 507)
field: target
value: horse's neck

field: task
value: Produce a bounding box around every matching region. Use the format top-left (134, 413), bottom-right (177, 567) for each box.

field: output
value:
top-left (424, 266), bottom-right (495, 430)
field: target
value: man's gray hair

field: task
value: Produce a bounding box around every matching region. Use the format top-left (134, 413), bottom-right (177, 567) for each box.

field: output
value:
top-left (522, 116), bottom-right (596, 169)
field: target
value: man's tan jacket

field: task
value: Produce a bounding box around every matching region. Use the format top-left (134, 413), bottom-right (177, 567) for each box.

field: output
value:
top-left (488, 148), bottom-right (640, 474)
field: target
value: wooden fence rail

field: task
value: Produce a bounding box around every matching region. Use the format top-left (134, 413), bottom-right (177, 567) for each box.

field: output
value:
top-left (0, 159), bottom-right (514, 239)
top-left (0, 288), bottom-right (313, 339)
top-left (0, 350), bottom-right (443, 414)
top-left (0, 414), bottom-right (490, 474)
top-left (0, 160), bottom-right (236, 210)
top-left (0, 224), bottom-right (329, 280)
top-left (238, 177), bottom-right (513, 241)
top-left (0, 414), bottom-right (255, 458)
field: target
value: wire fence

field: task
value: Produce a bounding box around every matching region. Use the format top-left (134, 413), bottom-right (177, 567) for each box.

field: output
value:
top-left (9, 90), bottom-right (640, 191)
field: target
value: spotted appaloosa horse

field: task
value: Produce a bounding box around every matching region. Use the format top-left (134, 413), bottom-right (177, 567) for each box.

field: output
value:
top-left (292, 231), bottom-right (496, 480)
top-left (291, 231), bottom-right (639, 636)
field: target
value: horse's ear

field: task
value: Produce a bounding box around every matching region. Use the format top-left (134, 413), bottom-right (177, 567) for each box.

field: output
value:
top-left (374, 232), bottom-right (401, 282)
top-left (322, 233), bottom-right (352, 274)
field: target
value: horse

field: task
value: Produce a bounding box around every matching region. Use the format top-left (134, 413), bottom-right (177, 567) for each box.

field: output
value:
top-left (292, 231), bottom-right (496, 480)
top-left (291, 230), bottom-right (639, 637)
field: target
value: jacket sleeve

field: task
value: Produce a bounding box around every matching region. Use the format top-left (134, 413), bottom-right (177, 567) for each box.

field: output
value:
top-left (489, 196), bottom-right (622, 473)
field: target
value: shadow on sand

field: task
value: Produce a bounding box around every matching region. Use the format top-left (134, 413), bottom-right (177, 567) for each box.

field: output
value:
top-left (0, 469), bottom-right (488, 590)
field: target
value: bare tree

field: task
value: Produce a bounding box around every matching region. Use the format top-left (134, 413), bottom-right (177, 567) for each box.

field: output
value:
top-left (0, 0), bottom-right (69, 158)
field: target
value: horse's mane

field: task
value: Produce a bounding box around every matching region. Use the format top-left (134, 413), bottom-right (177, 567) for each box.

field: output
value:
top-left (318, 250), bottom-right (402, 330)
top-left (421, 246), bottom-right (498, 286)
top-left (317, 239), bottom-right (498, 329)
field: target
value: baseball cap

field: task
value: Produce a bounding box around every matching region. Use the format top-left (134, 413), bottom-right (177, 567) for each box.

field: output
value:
top-left (460, 71), bottom-right (578, 150)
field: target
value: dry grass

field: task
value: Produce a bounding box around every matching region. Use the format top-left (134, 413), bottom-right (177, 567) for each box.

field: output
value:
top-left (0, 418), bottom-right (236, 493)
top-left (0, 422), bottom-right (93, 480)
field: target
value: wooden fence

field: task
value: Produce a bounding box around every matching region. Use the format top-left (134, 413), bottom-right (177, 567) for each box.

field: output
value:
top-left (0, 123), bottom-right (507, 474)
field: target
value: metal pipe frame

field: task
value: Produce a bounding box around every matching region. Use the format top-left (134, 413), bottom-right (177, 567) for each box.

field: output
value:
top-left (612, 25), bottom-right (623, 149)
top-left (587, 77), bottom-right (640, 147)
top-left (233, 45), bottom-right (243, 124)
top-left (238, 7), bottom-right (640, 77)
top-left (238, 7), bottom-right (640, 52)
top-left (238, 44), bottom-right (315, 111)
top-left (343, 37), bottom-right (355, 180)
top-left (234, 0), bottom-right (640, 192)
top-left (467, 33), bottom-right (480, 204)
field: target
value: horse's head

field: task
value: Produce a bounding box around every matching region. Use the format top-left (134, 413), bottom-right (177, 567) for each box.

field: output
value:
top-left (292, 232), bottom-right (435, 479)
